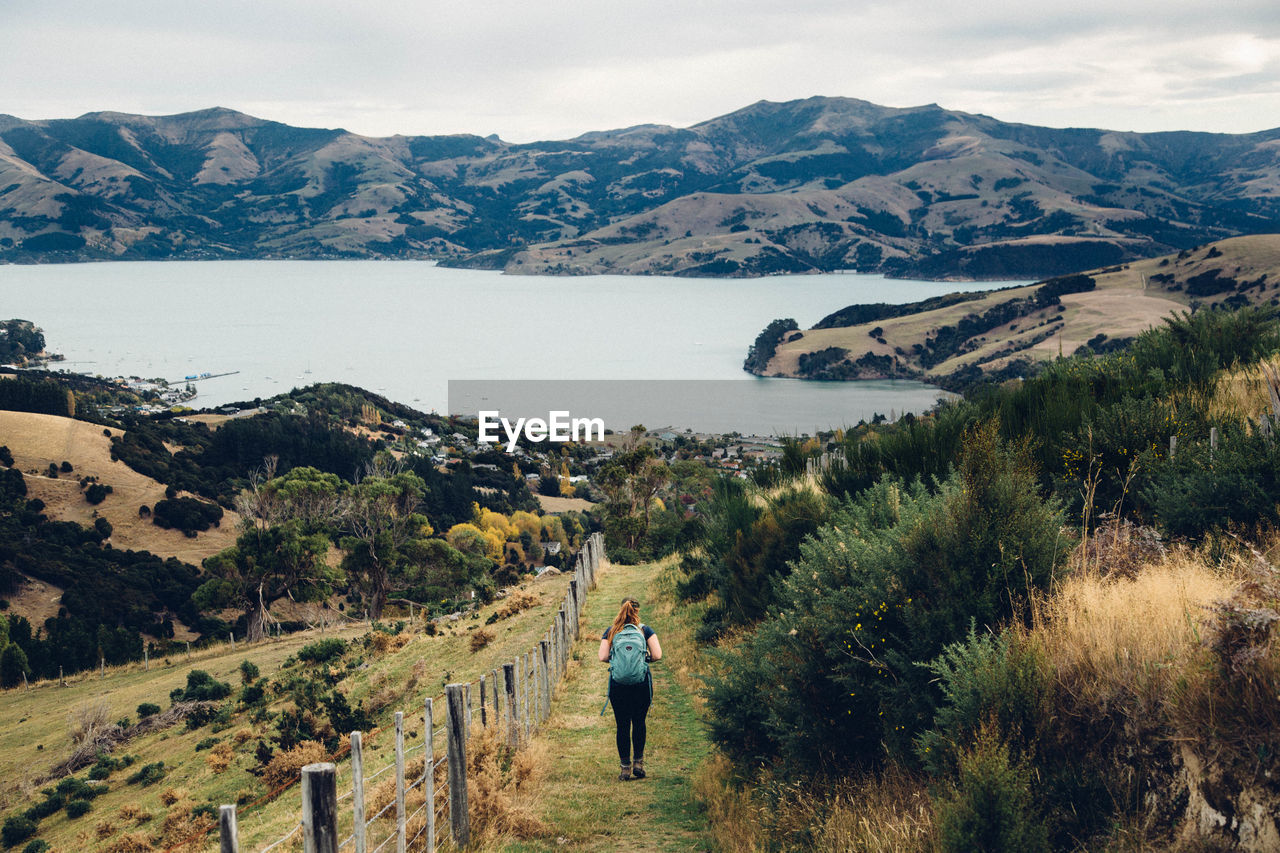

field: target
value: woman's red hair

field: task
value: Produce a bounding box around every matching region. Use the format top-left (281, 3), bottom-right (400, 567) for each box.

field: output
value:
top-left (608, 597), bottom-right (640, 645)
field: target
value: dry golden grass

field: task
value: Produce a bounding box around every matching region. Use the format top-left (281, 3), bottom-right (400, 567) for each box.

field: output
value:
top-left (368, 630), bottom-right (411, 654)
top-left (534, 494), bottom-right (595, 513)
top-left (117, 803), bottom-right (153, 825)
top-left (261, 741), bottom-right (328, 788)
top-left (494, 588), bottom-right (538, 620)
top-left (205, 742), bottom-right (234, 772)
top-left (469, 627), bottom-right (495, 653)
top-left (465, 724), bottom-right (547, 844)
top-left (1037, 549), bottom-right (1234, 714)
top-left (101, 830), bottom-right (156, 852)
top-left (157, 787), bottom-right (186, 807)
top-left (1210, 353), bottom-right (1280, 425)
top-left (693, 755), bottom-right (936, 853)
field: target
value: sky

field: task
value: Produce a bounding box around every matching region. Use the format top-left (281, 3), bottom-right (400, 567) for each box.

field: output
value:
top-left (3, 0), bottom-right (1279, 142)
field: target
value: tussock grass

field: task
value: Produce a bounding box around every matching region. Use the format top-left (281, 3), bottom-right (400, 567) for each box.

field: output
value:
top-left (1037, 550), bottom-right (1234, 716)
top-left (1209, 354), bottom-right (1280, 425)
top-left (693, 755), bottom-right (936, 853)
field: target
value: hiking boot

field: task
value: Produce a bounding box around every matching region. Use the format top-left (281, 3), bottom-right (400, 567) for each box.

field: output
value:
top-left (632, 758), bottom-right (646, 779)
top-left (618, 763), bottom-right (632, 781)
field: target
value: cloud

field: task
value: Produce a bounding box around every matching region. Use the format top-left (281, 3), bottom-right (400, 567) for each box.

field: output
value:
top-left (3, 0), bottom-right (1279, 139)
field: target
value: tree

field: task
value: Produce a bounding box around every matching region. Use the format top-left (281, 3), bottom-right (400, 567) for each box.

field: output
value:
top-left (597, 444), bottom-right (670, 551)
top-left (196, 522), bottom-right (336, 641)
top-left (339, 460), bottom-right (432, 619)
top-left (0, 642), bottom-right (31, 688)
top-left (235, 462), bottom-right (345, 533)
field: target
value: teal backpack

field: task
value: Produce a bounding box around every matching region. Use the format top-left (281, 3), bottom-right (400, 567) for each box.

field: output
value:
top-left (600, 623), bottom-right (649, 714)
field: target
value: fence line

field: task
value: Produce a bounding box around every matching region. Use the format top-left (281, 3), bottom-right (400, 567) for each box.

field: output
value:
top-left (229, 532), bottom-right (603, 852)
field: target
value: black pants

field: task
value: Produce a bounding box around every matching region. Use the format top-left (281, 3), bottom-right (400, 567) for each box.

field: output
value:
top-left (609, 677), bottom-right (652, 764)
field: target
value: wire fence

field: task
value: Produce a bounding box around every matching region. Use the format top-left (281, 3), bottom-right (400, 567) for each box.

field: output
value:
top-left (220, 532), bottom-right (604, 853)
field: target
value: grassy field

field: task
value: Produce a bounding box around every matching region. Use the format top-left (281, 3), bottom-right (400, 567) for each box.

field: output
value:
top-left (0, 568), bottom-right (581, 852)
top-left (481, 558), bottom-right (715, 852)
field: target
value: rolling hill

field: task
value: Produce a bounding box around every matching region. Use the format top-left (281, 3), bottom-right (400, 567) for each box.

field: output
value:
top-left (2, 98), bottom-right (1280, 278)
top-left (753, 234), bottom-right (1280, 387)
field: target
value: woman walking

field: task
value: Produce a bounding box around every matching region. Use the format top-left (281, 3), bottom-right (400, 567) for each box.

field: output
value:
top-left (599, 597), bottom-right (662, 781)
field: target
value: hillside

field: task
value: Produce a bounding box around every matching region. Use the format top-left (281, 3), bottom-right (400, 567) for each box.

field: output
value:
top-left (755, 234), bottom-right (1280, 387)
top-left (2, 98), bottom-right (1280, 278)
top-left (0, 410), bottom-right (238, 565)
top-left (0, 566), bottom-right (580, 853)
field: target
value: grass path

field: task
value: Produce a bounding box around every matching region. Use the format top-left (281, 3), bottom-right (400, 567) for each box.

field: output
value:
top-left (495, 560), bottom-right (716, 852)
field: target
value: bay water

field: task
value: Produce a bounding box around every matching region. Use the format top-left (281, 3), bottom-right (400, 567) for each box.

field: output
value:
top-left (0, 261), bottom-right (1020, 434)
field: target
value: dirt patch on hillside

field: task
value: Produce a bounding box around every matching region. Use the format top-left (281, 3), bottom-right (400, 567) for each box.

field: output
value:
top-left (5, 575), bottom-right (64, 624)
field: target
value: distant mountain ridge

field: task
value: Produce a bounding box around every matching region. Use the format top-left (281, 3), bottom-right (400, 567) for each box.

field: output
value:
top-left (2, 97), bottom-right (1279, 278)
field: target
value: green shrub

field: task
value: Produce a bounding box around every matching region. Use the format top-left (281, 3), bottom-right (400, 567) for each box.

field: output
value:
top-left (126, 761), bottom-right (166, 786)
top-left (171, 670), bottom-right (231, 702)
top-left (151, 496), bottom-right (223, 535)
top-left (88, 754), bottom-right (125, 781)
top-left (195, 737), bottom-right (218, 751)
top-left (184, 703), bottom-right (224, 731)
top-left (240, 682), bottom-right (266, 706)
top-left (935, 728), bottom-right (1048, 853)
top-left (239, 659), bottom-right (260, 684)
top-left (136, 702), bottom-right (160, 718)
top-left (53, 778), bottom-right (99, 800)
top-left (64, 799), bottom-right (91, 819)
top-left (1, 815), bottom-right (35, 848)
top-left (191, 804), bottom-right (217, 821)
top-left (21, 840), bottom-right (49, 853)
top-left (21, 795), bottom-right (62, 822)
top-left (705, 424), bottom-right (1066, 772)
top-left (916, 626), bottom-right (1050, 776)
top-left (678, 479), bottom-right (829, 641)
top-left (296, 638), bottom-right (346, 664)
top-left (0, 644), bottom-right (31, 688)
top-left (1141, 423), bottom-right (1280, 537)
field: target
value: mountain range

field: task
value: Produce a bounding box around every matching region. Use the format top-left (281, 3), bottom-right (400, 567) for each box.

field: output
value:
top-left (2, 97), bottom-right (1279, 278)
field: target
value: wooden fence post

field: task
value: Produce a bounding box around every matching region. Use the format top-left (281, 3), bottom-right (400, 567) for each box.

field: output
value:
top-left (522, 652), bottom-right (532, 738)
top-left (301, 762), bottom-right (338, 853)
top-left (557, 610), bottom-right (568, 677)
top-left (464, 682), bottom-right (472, 740)
top-left (144, 642), bottom-right (149, 672)
top-left (491, 668), bottom-right (500, 723)
top-left (539, 640), bottom-right (551, 722)
top-left (100, 656), bottom-right (104, 679)
top-left (568, 580), bottom-right (579, 636)
top-left (59, 665), bottom-right (63, 687)
top-left (1170, 434), bottom-right (1177, 459)
top-left (218, 804), bottom-right (238, 853)
top-left (394, 711), bottom-right (406, 853)
top-left (531, 648), bottom-right (542, 727)
top-left (350, 731), bottom-right (366, 853)
top-left (445, 684), bottom-right (470, 848)
top-left (1211, 426), bottom-right (1219, 460)
top-left (503, 663), bottom-right (518, 748)
top-left (186, 641), bottom-right (190, 661)
top-left (512, 657), bottom-right (524, 745)
top-left (479, 675), bottom-right (488, 728)
top-left (423, 698), bottom-right (435, 853)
